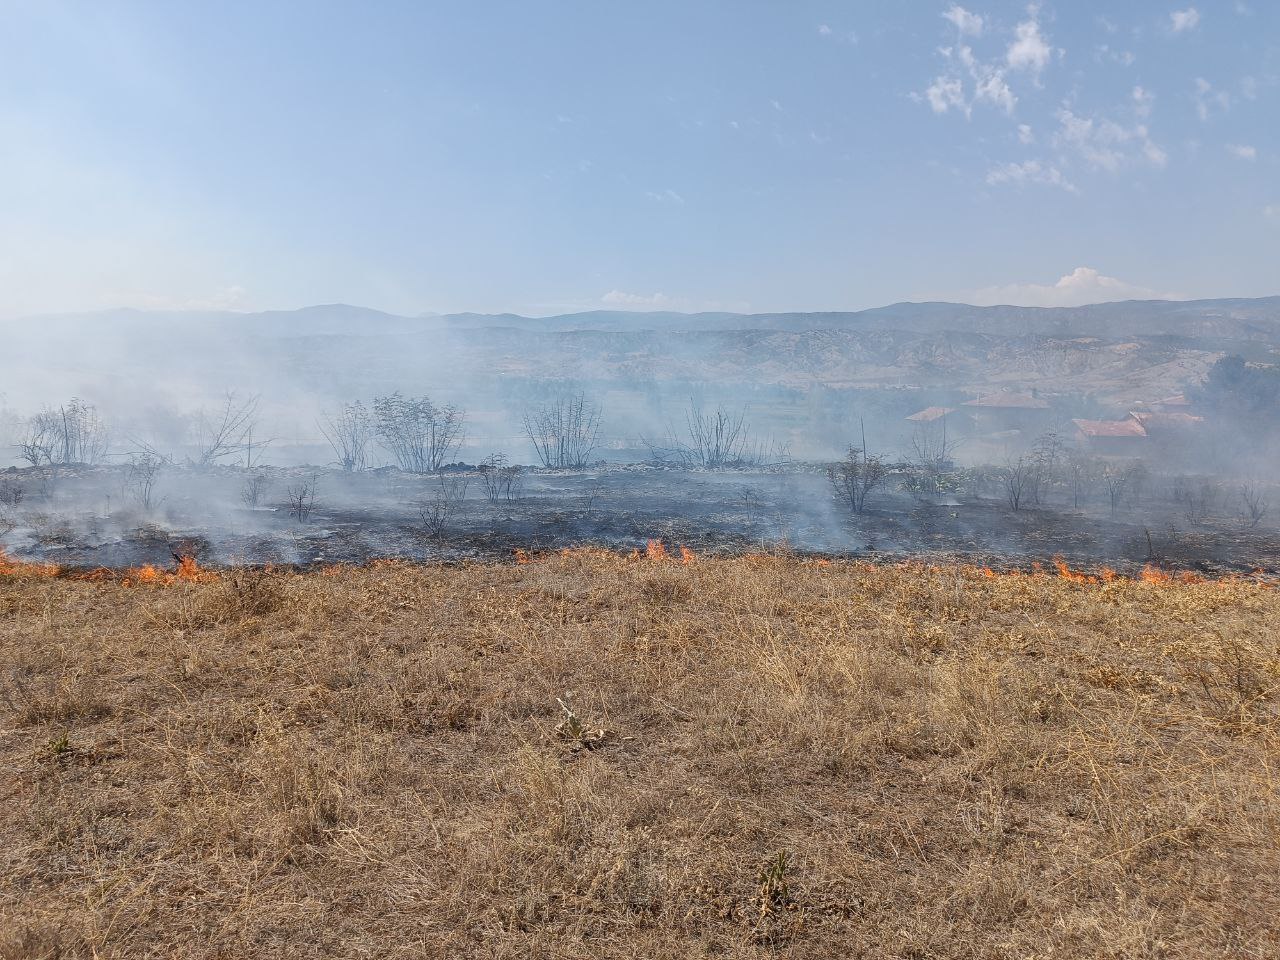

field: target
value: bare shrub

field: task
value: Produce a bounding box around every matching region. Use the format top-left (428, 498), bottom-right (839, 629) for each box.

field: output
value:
top-left (285, 474), bottom-right (319, 523)
top-left (373, 393), bottom-right (464, 473)
top-left (125, 452), bottom-right (164, 511)
top-left (241, 472), bottom-right (271, 509)
top-left (193, 393), bottom-right (267, 467)
top-left (418, 476), bottom-right (469, 542)
top-left (828, 446), bottom-right (888, 515)
top-left (645, 401), bottom-right (784, 469)
top-left (1101, 463), bottom-right (1135, 516)
top-left (478, 454), bottom-right (522, 503)
top-left (1239, 482), bottom-right (1269, 529)
top-left (1000, 456), bottom-right (1035, 512)
top-left (318, 401), bottom-right (373, 472)
top-left (1171, 475), bottom-right (1218, 526)
top-left (0, 479), bottom-right (24, 508)
top-left (18, 399), bottom-right (109, 466)
top-left (909, 417), bottom-right (961, 474)
top-left (523, 393), bottom-right (602, 469)
top-left (1063, 451), bottom-right (1100, 509)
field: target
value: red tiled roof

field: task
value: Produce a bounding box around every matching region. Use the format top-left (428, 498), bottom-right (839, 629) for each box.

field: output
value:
top-left (963, 392), bottom-right (1050, 409)
top-left (1129, 411), bottom-right (1204, 428)
top-left (1073, 418), bottom-right (1147, 438)
top-left (905, 406), bottom-right (956, 422)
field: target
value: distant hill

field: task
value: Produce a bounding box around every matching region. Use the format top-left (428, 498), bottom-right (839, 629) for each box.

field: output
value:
top-left (3, 297), bottom-right (1277, 416)
top-left (434, 296), bottom-right (1280, 341)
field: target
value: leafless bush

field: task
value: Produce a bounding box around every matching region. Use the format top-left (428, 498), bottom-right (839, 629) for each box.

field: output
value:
top-left (828, 446), bottom-right (888, 515)
top-left (523, 393), bottom-right (602, 469)
top-left (27, 511), bottom-right (75, 546)
top-left (241, 472), bottom-right (270, 508)
top-left (18, 399), bottom-right (109, 466)
top-left (318, 401), bottom-right (372, 472)
top-left (194, 393), bottom-right (268, 467)
top-left (1000, 456), bottom-right (1035, 511)
top-left (478, 454), bottom-right (522, 503)
top-left (125, 452), bottom-right (164, 511)
top-left (418, 476), bottom-right (469, 542)
top-left (1239, 482), bottom-right (1269, 529)
top-left (374, 393), bottom-right (464, 473)
top-left (0, 479), bottom-right (23, 508)
top-left (645, 401), bottom-right (784, 469)
top-left (285, 475), bottom-right (319, 523)
top-left (1171, 475), bottom-right (1218, 526)
top-left (909, 418), bottom-right (962, 474)
top-left (1102, 464), bottom-right (1132, 516)
top-left (1027, 430), bottom-right (1067, 505)
top-left (1062, 451), bottom-right (1099, 509)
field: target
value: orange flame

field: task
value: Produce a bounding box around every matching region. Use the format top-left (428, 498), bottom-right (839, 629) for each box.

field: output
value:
top-left (0, 549), bottom-right (59, 579)
top-left (1053, 556), bottom-right (1097, 585)
top-left (1140, 565), bottom-right (1172, 585)
top-left (514, 548), bottom-right (531, 565)
top-left (679, 545), bottom-right (696, 565)
top-left (645, 539), bottom-right (668, 561)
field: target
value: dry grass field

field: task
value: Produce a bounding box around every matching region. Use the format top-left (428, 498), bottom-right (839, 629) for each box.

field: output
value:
top-left (1, 550), bottom-right (1278, 959)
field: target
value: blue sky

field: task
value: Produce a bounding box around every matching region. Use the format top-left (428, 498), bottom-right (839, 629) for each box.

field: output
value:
top-left (0, 1), bottom-right (1276, 318)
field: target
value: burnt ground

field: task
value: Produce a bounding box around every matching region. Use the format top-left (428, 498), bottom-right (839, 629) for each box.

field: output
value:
top-left (2, 462), bottom-right (1278, 574)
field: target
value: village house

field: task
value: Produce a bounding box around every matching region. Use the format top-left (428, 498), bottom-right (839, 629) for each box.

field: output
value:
top-left (1072, 417), bottom-right (1148, 456)
top-left (961, 391), bottom-right (1053, 435)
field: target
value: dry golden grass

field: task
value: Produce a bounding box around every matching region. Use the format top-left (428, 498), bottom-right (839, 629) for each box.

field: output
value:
top-left (1, 553), bottom-right (1278, 958)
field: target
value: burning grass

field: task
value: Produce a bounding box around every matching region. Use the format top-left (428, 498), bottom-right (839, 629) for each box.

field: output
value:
top-left (1, 553), bottom-right (1278, 958)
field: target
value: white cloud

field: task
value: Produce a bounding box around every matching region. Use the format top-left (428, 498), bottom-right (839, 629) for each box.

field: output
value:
top-left (1227, 143), bottom-right (1257, 160)
top-left (1264, 204), bottom-right (1280, 219)
top-left (644, 189), bottom-right (685, 205)
top-left (601, 290), bottom-right (676, 309)
top-left (925, 76), bottom-right (968, 115)
top-left (1194, 77), bottom-right (1231, 120)
top-left (942, 4), bottom-right (984, 37)
top-left (974, 70), bottom-right (1016, 114)
top-left (818, 24), bottom-right (831, 35)
top-left (967, 267), bottom-right (1181, 307)
top-left (1017, 123), bottom-right (1034, 144)
top-left (1132, 85), bottom-right (1155, 117)
top-left (1054, 108), bottom-right (1167, 171)
top-left (1170, 8), bottom-right (1200, 32)
top-left (1007, 16), bottom-right (1052, 77)
top-left (985, 159), bottom-right (1078, 194)
top-left (598, 290), bottom-right (748, 313)
top-left (1095, 45), bottom-right (1136, 66)
top-left (924, 42), bottom-right (1019, 117)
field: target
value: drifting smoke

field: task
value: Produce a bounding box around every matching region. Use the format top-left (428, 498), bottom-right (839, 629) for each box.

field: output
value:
top-left (1, 298), bottom-right (1278, 572)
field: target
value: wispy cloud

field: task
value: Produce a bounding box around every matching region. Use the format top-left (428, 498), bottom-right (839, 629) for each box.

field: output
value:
top-left (967, 267), bottom-right (1181, 307)
top-left (644, 189), bottom-right (685, 205)
top-left (601, 290), bottom-right (676, 308)
top-left (1054, 108), bottom-right (1167, 171)
top-left (1170, 8), bottom-right (1201, 32)
top-left (942, 4), bottom-right (984, 37)
top-left (1227, 143), bottom-right (1257, 160)
top-left (985, 159), bottom-right (1078, 194)
top-left (1006, 15), bottom-right (1052, 78)
top-left (924, 76), bottom-right (968, 116)
top-left (1193, 77), bottom-right (1231, 121)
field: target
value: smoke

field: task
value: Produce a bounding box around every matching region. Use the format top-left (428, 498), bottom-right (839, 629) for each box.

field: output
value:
top-left (1, 298), bottom-right (1278, 572)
